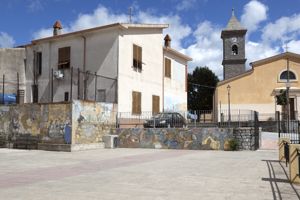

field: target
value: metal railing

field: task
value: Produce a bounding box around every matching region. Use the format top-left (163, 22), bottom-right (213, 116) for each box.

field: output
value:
top-left (116, 109), bottom-right (258, 128)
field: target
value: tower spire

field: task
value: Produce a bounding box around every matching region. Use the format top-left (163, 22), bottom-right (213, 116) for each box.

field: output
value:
top-left (232, 8), bottom-right (235, 16)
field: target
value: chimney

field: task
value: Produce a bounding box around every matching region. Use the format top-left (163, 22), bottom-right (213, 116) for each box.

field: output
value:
top-left (164, 34), bottom-right (171, 48)
top-left (53, 20), bottom-right (62, 36)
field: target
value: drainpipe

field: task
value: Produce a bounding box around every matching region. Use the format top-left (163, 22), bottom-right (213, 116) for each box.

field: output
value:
top-left (81, 35), bottom-right (87, 100)
top-left (162, 50), bottom-right (165, 112)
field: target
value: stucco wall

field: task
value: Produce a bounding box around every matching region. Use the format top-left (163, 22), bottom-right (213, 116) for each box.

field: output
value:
top-left (163, 51), bottom-right (187, 111)
top-left (0, 48), bottom-right (26, 96)
top-left (118, 28), bottom-right (164, 112)
top-left (72, 100), bottom-right (117, 144)
top-left (26, 28), bottom-right (119, 103)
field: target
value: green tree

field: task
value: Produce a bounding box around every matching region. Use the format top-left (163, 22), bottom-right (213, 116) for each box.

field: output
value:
top-left (276, 89), bottom-right (287, 105)
top-left (188, 66), bottom-right (219, 110)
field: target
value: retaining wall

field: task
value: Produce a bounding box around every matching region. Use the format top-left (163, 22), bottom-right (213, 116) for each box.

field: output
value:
top-left (0, 100), bottom-right (117, 151)
top-left (115, 127), bottom-right (260, 151)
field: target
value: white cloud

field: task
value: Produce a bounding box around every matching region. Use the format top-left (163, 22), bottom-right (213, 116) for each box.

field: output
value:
top-left (183, 21), bottom-right (223, 77)
top-left (246, 41), bottom-right (279, 68)
top-left (31, 2), bottom-right (300, 80)
top-left (27, 0), bottom-right (43, 12)
top-left (0, 32), bottom-right (15, 47)
top-left (33, 5), bottom-right (192, 50)
top-left (137, 12), bottom-right (192, 49)
top-left (176, 0), bottom-right (196, 11)
top-left (286, 40), bottom-right (300, 54)
top-left (241, 0), bottom-right (268, 34)
top-left (262, 14), bottom-right (300, 43)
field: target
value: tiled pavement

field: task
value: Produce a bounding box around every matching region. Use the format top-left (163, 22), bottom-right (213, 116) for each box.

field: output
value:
top-left (0, 148), bottom-right (299, 200)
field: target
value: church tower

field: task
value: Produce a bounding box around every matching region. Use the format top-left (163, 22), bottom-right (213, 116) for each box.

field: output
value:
top-left (221, 9), bottom-right (247, 80)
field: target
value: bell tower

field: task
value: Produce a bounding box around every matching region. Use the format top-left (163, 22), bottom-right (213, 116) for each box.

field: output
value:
top-left (221, 9), bottom-right (247, 80)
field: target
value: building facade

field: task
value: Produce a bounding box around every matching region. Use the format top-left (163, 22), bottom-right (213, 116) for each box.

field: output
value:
top-left (25, 22), bottom-right (191, 113)
top-left (215, 52), bottom-right (300, 121)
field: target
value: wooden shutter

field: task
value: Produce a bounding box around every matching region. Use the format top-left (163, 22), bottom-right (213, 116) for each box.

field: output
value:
top-left (133, 44), bottom-right (142, 70)
top-left (35, 52), bottom-right (42, 75)
top-left (132, 91), bottom-right (141, 114)
top-left (58, 47), bottom-right (70, 69)
top-left (165, 58), bottom-right (171, 78)
top-left (152, 95), bottom-right (160, 114)
top-left (137, 46), bottom-right (142, 70)
top-left (133, 45), bottom-right (138, 68)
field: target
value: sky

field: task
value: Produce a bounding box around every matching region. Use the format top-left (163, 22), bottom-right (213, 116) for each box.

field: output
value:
top-left (1, 0), bottom-right (300, 79)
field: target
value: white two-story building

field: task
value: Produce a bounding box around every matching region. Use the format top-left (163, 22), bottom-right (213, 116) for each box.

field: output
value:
top-left (25, 21), bottom-right (191, 114)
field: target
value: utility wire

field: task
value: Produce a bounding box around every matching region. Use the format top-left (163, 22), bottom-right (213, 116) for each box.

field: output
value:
top-left (188, 82), bottom-right (216, 89)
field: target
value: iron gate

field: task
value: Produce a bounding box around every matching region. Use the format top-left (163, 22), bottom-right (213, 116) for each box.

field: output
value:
top-left (278, 112), bottom-right (300, 144)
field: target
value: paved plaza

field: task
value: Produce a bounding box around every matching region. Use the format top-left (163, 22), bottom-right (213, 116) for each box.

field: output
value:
top-left (0, 148), bottom-right (299, 200)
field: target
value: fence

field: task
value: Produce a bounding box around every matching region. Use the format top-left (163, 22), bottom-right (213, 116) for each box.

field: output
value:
top-left (116, 109), bottom-right (258, 128)
top-left (0, 73), bottom-right (24, 105)
top-left (49, 67), bottom-right (117, 103)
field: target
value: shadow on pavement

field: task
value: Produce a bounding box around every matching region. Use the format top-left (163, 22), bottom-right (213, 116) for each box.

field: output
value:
top-left (262, 159), bottom-right (300, 200)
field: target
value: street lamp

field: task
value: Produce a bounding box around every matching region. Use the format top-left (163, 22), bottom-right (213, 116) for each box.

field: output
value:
top-left (227, 85), bottom-right (231, 127)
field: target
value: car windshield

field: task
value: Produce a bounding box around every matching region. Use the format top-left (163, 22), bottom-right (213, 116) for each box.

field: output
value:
top-left (153, 113), bottom-right (172, 119)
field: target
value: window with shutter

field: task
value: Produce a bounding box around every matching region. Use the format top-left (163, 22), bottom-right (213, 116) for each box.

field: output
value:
top-left (164, 58), bottom-right (171, 78)
top-left (152, 95), bottom-right (160, 114)
top-left (58, 47), bottom-right (70, 69)
top-left (35, 52), bottom-right (42, 75)
top-left (132, 91), bottom-right (141, 114)
top-left (133, 44), bottom-right (142, 71)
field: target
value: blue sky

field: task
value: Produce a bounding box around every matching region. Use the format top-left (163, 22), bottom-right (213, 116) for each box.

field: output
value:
top-left (1, 0), bottom-right (300, 78)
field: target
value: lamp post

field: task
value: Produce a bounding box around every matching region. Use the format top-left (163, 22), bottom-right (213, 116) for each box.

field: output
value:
top-left (227, 85), bottom-right (231, 127)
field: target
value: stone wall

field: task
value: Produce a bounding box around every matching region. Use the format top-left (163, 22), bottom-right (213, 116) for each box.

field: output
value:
top-left (233, 127), bottom-right (260, 150)
top-left (115, 128), bottom-right (233, 150)
top-left (114, 127), bottom-right (260, 151)
top-left (0, 100), bottom-right (117, 150)
top-left (0, 102), bottom-right (71, 146)
top-left (72, 100), bottom-right (117, 145)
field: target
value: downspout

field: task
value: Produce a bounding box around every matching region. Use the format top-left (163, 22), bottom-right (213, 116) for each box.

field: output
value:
top-left (162, 49), bottom-right (165, 112)
top-left (81, 35), bottom-right (87, 100)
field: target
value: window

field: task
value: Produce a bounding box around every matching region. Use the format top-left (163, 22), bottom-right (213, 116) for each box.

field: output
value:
top-left (64, 92), bottom-right (69, 102)
top-left (152, 95), bottom-right (160, 114)
top-left (133, 44), bottom-right (142, 71)
top-left (280, 70), bottom-right (297, 81)
top-left (232, 45), bottom-right (238, 55)
top-left (58, 47), bottom-right (70, 69)
top-left (164, 58), bottom-right (171, 78)
top-left (97, 89), bottom-right (106, 102)
top-left (32, 84), bottom-right (38, 103)
top-left (35, 52), bottom-right (42, 75)
top-left (132, 91), bottom-right (141, 114)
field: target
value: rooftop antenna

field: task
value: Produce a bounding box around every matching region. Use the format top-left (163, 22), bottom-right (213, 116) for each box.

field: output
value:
top-left (128, 7), bottom-right (133, 23)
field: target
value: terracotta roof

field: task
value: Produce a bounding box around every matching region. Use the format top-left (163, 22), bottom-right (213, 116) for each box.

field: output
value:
top-left (30, 23), bottom-right (169, 44)
top-left (163, 47), bottom-right (192, 61)
top-left (53, 20), bottom-right (62, 29)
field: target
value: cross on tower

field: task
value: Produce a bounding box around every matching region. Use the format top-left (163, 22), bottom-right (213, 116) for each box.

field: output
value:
top-left (284, 43), bottom-right (289, 52)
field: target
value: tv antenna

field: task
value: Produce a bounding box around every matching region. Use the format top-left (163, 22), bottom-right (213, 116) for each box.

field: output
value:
top-left (128, 7), bottom-right (133, 23)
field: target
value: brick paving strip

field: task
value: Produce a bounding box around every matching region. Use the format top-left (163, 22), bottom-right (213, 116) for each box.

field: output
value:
top-left (0, 150), bottom-right (195, 189)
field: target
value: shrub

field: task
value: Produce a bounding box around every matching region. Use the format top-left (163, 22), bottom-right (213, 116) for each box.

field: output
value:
top-left (228, 139), bottom-right (239, 151)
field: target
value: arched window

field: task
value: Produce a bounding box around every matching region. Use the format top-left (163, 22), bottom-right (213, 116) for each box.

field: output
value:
top-left (279, 70), bottom-right (297, 81)
top-left (232, 45), bottom-right (238, 55)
